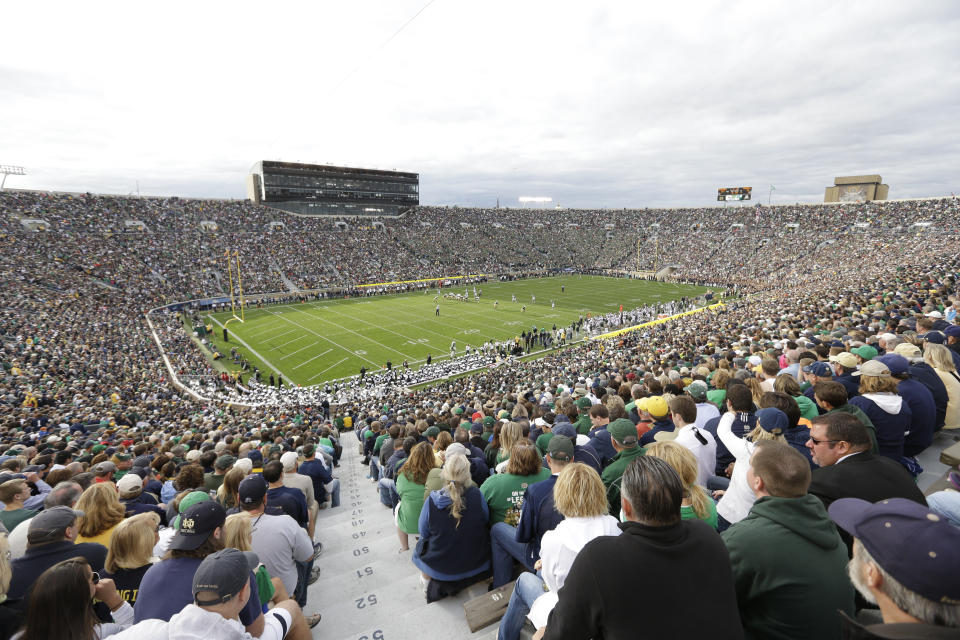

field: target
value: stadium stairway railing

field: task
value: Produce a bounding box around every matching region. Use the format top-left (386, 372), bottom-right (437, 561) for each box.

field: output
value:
top-left (308, 441), bottom-right (501, 640)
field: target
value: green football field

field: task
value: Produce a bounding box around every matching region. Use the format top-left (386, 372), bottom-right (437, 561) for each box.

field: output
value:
top-left (202, 276), bottom-right (711, 386)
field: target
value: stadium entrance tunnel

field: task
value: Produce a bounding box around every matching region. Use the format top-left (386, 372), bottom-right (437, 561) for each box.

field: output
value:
top-left (655, 265), bottom-right (681, 279)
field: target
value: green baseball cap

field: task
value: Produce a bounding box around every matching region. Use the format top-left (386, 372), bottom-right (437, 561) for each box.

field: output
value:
top-left (608, 418), bottom-right (639, 446)
top-left (546, 435), bottom-right (574, 461)
top-left (172, 491), bottom-right (213, 530)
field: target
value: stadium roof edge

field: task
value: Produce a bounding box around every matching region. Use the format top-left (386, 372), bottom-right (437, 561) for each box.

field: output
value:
top-left (2, 187), bottom-right (955, 209)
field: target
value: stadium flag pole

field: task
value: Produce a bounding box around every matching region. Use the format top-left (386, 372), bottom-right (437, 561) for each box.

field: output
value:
top-left (768, 185), bottom-right (776, 205)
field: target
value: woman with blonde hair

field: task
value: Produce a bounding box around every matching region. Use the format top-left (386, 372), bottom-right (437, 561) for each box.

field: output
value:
top-left (924, 342), bottom-right (960, 429)
top-left (74, 483), bottom-right (127, 550)
top-left (412, 454), bottom-right (490, 600)
top-left (645, 442), bottom-right (717, 529)
top-left (223, 513), bottom-right (290, 607)
top-left (496, 463), bottom-right (620, 640)
top-left (101, 512), bottom-right (160, 607)
top-left (714, 406), bottom-right (789, 531)
top-left (743, 377), bottom-right (765, 408)
top-left (396, 442), bottom-right (437, 552)
top-left (850, 359), bottom-right (913, 461)
top-left (493, 421), bottom-right (524, 471)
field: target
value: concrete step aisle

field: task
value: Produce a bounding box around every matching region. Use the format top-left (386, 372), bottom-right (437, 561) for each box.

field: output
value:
top-left (306, 436), bottom-right (501, 640)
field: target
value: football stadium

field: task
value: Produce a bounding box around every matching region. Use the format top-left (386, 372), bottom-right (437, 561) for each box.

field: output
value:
top-left (2, 2), bottom-right (960, 640)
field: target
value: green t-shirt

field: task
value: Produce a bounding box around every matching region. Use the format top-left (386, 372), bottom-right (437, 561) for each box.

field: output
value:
top-left (574, 415), bottom-right (592, 436)
top-left (0, 508), bottom-right (36, 532)
top-left (203, 473), bottom-right (225, 492)
top-left (479, 468), bottom-right (551, 526)
top-left (681, 499), bottom-right (718, 530)
top-left (396, 473), bottom-right (427, 534)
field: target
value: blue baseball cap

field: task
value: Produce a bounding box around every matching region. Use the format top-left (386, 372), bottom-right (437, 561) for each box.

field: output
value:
top-left (802, 361), bottom-right (833, 377)
top-left (755, 408), bottom-right (788, 435)
top-left (876, 354), bottom-right (909, 376)
top-left (829, 498), bottom-right (960, 604)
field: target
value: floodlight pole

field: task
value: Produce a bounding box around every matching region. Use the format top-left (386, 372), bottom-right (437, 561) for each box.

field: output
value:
top-left (234, 251), bottom-right (245, 322)
top-left (0, 165), bottom-right (26, 190)
top-left (224, 250), bottom-right (236, 317)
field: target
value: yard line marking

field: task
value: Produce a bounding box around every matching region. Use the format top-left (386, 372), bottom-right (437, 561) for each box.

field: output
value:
top-left (308, 357), bottom-right (349, 379)
top-left (280, 343), bottom-right (326, 361)
top-left (298, 304), bottom-right (450, 354)
top-left (262, 309), bottom-right (380, 367)
top-left (292, 349), bottom-right (336, 370)
top-left (245, 321), bottom-right (286, 339)
top-left (259, 327), bottom-right (298, 342)
top-left (269, 333), bottom-right (311, 351)
top-left (276, 305), bottom-right (417, 360)
top-left (206, 315), bottom-right (285, 375)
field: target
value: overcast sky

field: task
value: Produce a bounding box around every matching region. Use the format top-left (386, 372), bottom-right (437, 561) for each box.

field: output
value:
top-left (3, 1), bottom-right (959, 208)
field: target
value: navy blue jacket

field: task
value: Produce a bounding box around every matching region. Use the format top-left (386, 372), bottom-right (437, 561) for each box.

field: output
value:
top-left (299, 458), bottom-right (333, 501)
top-left (10, 540), bottom-right (107, 601)
top-left (267, 485), bottom-right (309, 528)
top-left (467, 451), bottom-right (490, 487)
top-left (897, 378), bottom-right (936, 457)
top-left (849, 395), bottom-right (912, 462)
top-left (573, 442), bottom-right (603, 474)
top-left (639, 419), bottom-right (676, 446)
top-left (588, 427), bottom-right (617, 468)
top-left (909, 362), bottom-right (948, 429)
top-left (784, 425), bottom-right (814, 469)
top-left (515, 474), bottom-right (563, 566)
top-left (383, 450), bottom-right (408, 480)
top-left (414, 487), bottom-right (491, 579)
top-left (834, 374), bottom-right (861, 399)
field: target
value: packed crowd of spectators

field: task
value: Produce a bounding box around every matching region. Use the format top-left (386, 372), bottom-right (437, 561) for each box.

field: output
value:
top-left (0, 190), bottom-right (958, 638)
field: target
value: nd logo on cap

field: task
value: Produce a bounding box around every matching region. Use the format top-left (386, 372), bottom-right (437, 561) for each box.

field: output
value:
top-left (181, 518), bottom-right (196, 532)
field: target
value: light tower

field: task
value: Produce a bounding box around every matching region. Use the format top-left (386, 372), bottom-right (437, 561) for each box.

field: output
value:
top-left (0, 165), bottom-right (26, 190)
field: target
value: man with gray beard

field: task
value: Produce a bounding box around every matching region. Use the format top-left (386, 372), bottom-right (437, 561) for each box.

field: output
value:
top-left (830, 497), bottom-right (960, 638)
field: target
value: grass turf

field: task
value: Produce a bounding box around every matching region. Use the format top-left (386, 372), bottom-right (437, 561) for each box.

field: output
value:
top-left (202, 276), bottom-right (711, 387)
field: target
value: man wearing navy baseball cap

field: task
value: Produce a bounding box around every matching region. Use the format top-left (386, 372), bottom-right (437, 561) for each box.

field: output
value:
top-left (107, 548), bottom-right (314, 640)
top-left (830, 497), bottom-right (960, 637)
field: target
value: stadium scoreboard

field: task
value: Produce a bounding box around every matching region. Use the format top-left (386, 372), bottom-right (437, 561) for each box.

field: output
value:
top-left (717, 187), bottom-right (752, 201)
top-left (248, 161), bottom-right (418, 217)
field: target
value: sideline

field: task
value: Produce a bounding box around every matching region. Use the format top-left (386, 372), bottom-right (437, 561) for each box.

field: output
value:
top-left (588, 301), bottom-right (726, 340)
top-left (206, 314), bottom-right (287, 376)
